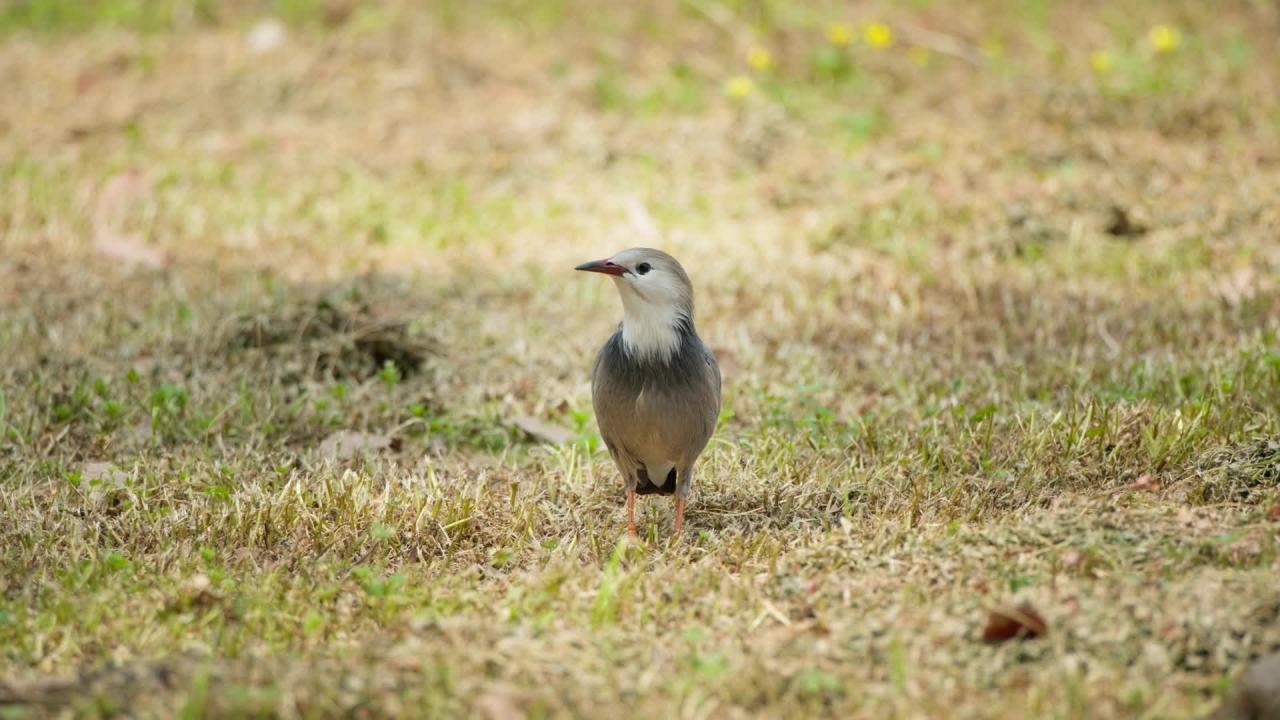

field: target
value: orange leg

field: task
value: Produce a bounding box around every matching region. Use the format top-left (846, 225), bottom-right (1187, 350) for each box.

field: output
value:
top-left (674, 496), bottom-right (685, 536)
top-left (627, 488), bottom-right (638, 537)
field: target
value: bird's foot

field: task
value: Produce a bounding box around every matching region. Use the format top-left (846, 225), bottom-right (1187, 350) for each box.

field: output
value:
top-left (626, 488), bottom-right (639, 542)
top-left (619, 529), bottom-right (646, 551)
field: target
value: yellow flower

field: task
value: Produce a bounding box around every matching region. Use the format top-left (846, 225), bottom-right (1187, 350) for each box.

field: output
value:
top-left (1089, 50), bottom-right (1113, 74)
top-left (724, 74), bottom-right (755, 98)
top-left (747, 47), bottom-right (773, 71)
top-left (980, 37), bottom-right (1003, 60)
top-left (825, 22), bottom-right (854, 47)
top-left (863, 22), bottom-right (894, 49)
top-left (1148, 24), bottom-right (1181, 53)
top-left (909, 46), bottom-right (930, 67)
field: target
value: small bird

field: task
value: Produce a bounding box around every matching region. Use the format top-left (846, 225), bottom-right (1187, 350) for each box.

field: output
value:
top-left (575, 248), bottom-right (721, 538)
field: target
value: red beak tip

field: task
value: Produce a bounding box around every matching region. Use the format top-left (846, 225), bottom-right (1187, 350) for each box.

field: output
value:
top-left (575, 259), bottom-right (626, 276)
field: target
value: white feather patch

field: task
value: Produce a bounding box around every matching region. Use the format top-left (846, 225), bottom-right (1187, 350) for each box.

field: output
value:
top-left (615, 282), bottom-right (684, 361)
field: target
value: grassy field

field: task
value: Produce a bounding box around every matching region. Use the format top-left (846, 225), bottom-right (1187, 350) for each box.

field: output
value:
top-left (2, 0), bottom-right (1280, 717)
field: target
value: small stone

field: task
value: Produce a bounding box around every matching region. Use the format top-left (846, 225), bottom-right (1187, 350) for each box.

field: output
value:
top-left (247, 19), bottom-right (287, 54)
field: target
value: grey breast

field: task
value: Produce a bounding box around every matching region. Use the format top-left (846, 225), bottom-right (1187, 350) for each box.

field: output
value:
top-left (591, 320), bottom-right (721, 491)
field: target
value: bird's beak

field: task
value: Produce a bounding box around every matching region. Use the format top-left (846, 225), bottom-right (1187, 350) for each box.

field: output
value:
top-left (574, 258), bottom-right (627, 276)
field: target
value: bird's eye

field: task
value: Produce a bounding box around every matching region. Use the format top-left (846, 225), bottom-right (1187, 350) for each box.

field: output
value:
top-left (636, 262), bottom-right (652, 275)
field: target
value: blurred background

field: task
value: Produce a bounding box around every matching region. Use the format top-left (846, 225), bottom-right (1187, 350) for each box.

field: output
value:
top-left (3, 1), bottom-right (1280, 717)
top-left (5, 0), bottom-right (1278, 425)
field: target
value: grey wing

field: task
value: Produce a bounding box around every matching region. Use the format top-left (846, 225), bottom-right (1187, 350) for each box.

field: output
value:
top-left (653, 341), bottom-right (721, 462)
top-left (706, 345), bottom-right (722, 415)
top-left (591, 345), bottom-right (640, 473)
top-left (699, 343), bottom-right (722, 445)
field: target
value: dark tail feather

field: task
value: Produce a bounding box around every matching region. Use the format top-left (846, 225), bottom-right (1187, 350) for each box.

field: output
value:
top-left (635, 467), bottom-right (677, 496)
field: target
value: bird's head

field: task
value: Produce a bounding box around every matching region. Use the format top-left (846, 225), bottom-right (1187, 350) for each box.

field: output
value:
top-left (576, 247), bottom-right (695, 360)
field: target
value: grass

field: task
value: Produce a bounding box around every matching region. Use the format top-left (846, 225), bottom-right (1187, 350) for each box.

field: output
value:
top-left (2, 0), bottom-right (1279, 717)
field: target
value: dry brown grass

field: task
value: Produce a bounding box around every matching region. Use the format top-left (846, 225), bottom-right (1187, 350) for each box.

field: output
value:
top-left (2, 1), bottom-right (1280, 717)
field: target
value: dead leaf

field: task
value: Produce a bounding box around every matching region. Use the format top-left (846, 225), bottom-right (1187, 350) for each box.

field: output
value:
top-left (320, 430), bottom-right (394, 460)
top-left (981, 603), bottom-right (1048, 643)
top-left (1267, 503), bottom-right (1280, 522)
top-left (1127, 473), bottom-right (1160, 492)
top-left (510, 416), bottom-right (574, 445)
top-left (92, 172), bottom-right (165, 269)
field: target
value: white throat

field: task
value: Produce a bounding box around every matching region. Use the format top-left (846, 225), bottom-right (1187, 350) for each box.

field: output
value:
top-left (615, 283), bottom-right (686, 362)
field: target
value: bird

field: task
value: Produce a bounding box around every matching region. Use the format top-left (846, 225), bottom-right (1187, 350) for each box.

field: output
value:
top-left (575, 248), bottom-right (721, 538)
